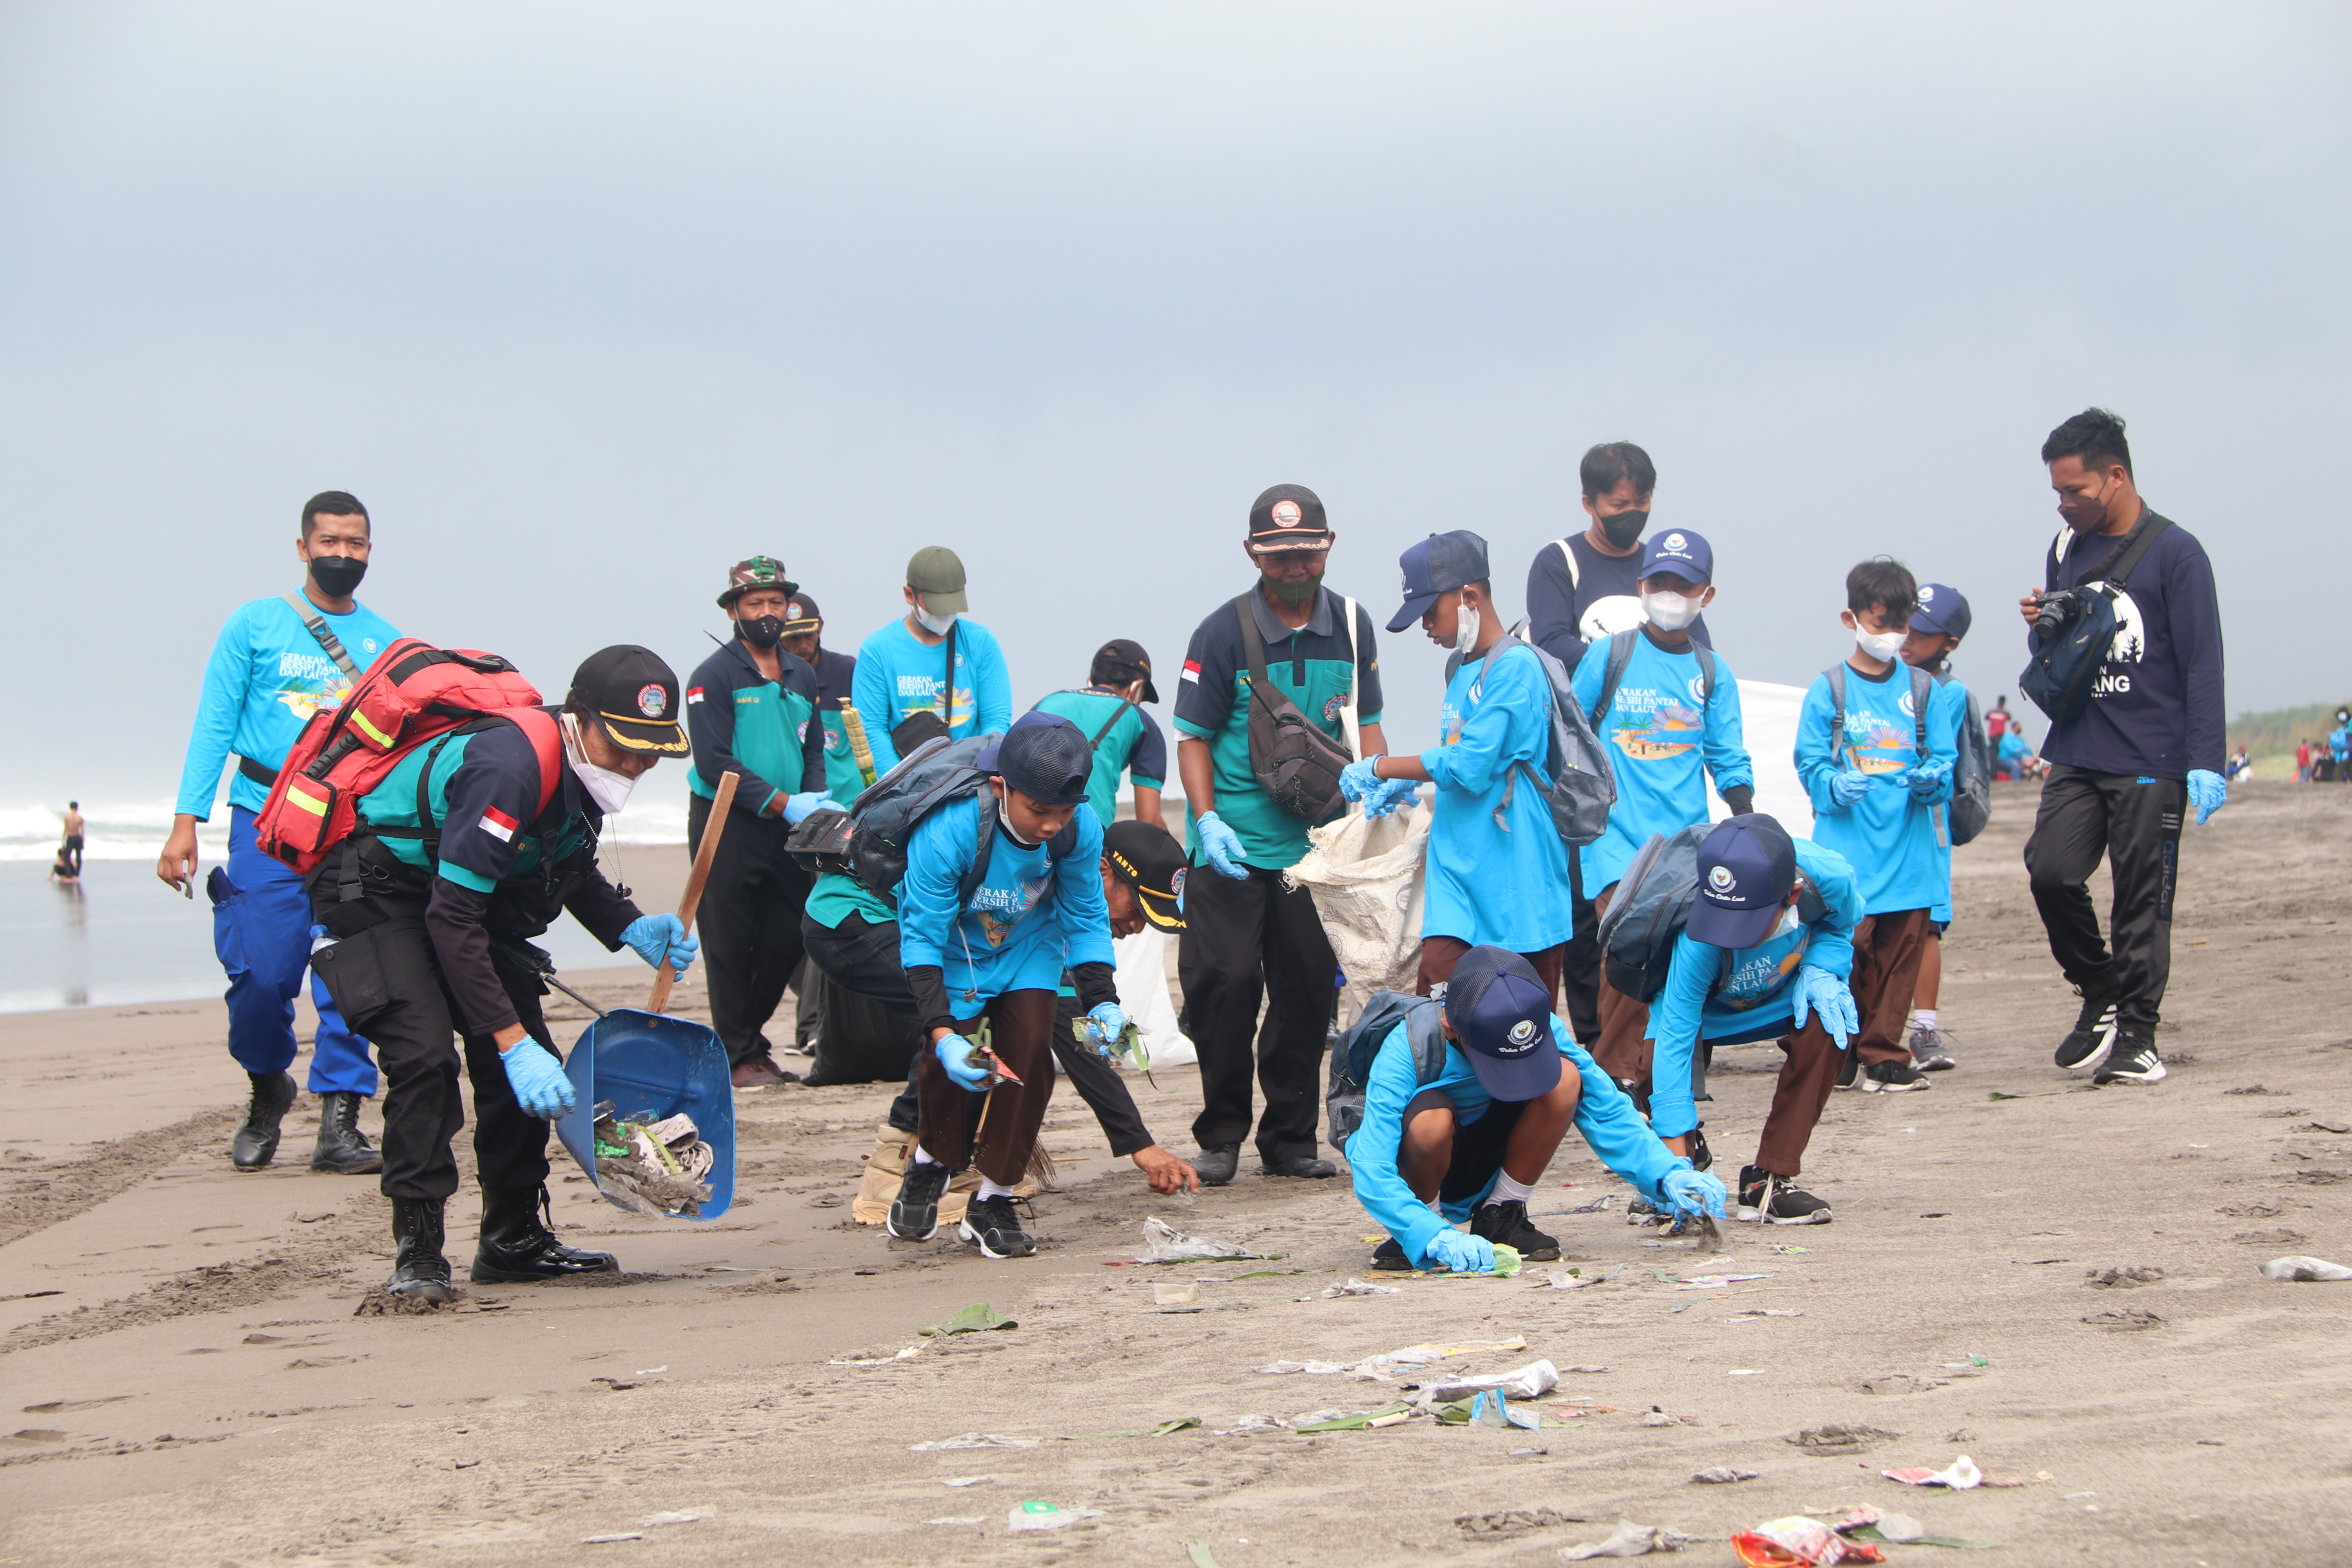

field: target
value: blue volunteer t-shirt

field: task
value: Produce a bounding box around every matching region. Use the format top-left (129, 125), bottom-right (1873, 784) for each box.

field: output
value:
top-left (1926, 669), bottom-right (1975, 923)
top-left (174, 595), bottom-right (400, 819)
top-left (1031, 688), bottom-right (1169, 828)
top-left (1419, 642), bottom-right (1574, 952)
top-left (1795, 662), bottom-right (1965, 917)
top-left (851, 617), bottom-right (1014, 777)
top-left (1348, 1013), bottom-right (1685, 1269)
top-left (1570, 632), bottom-right (1754, 892)
top-left (1643, 837), bottom-right (1862, 1139)
top-left (896, 792), bottom-right (1116, 1010)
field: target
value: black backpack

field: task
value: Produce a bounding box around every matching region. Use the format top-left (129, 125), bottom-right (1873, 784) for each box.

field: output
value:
top-left (1598, 823), bottom-right (1829, 1003)
top-left (2020, 512), bottom-right (2172, 726)
top-left (1326, 990), bottom-right (1448, 1154)
top-left (1454, 635), bottom-right (1616, 849)
top-left (785, 733), bottom-right (1075, 911)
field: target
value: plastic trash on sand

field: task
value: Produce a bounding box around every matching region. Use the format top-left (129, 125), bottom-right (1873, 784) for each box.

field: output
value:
top-left (1729, 1516), bottom-right (1886, 1566)
top-left (1322, 1278), bottom-right (1402, 1298)
top-left (2262, 1255), bottom-right (2352, 1281)
top-left (1428, 1359), bottom-right (1560, 1402)
top-left (1882, 1455), bottom-right (1982, 1489)
top-left (909, 1433), bottom-right (1040, 1452)
top-left (1007, 1502), bottom-right (1104, 1533)
top-left (1561, 1519), bottom-right (1693, 1558)
top-left (584, 1103), bottom-right (717, 1218)
top-left (1435, 1390), bottom-right (1541, 1430)
top-left (1254, 1336), bottom-right (1529, 1382)
top-left (1141, 1216), bottom-right (1251, 1261)
top-left (920, 1303), bottom-right (1017, 1336)
top-left (1543, 1265), bottom-right (1628, 1290)
top-left (555, 1009), bottom-right (734, 1220)
top-left (1291, 1401), bottom-right (1415, 1432)
top-left (1692, 1467), bottom-right (1760, 1484)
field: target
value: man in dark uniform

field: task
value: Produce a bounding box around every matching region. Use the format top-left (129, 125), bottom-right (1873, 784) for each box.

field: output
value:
top-left (310, 646), bottom-right (699, 1304)
top-left (779, 590), bottom-right (870, 803)
top-left (686, 557), bottom-right (835, 1087)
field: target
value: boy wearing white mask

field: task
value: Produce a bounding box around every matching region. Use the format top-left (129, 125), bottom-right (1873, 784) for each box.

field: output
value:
top-left (1569, 528), bottom-right (1755, 1152)
top-left (1795, 559), bottom-right (1965, 1093)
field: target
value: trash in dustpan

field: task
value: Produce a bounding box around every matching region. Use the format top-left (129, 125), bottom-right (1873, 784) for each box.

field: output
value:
top-left (555, 1008), bottom-right (735, 1220)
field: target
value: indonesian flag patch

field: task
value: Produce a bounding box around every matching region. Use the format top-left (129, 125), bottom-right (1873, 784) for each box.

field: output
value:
top-left (686, 686), bottom-right (705, 705)
top-left (1181, 659), bottom-right (1201, 684)
top-left (479, 805), bottom-right (520, 843)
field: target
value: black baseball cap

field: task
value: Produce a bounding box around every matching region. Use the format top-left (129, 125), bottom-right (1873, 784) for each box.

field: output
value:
top-left (1389, 530), bottom-right (1490, 632)
top-left (1442, 947), bottom-right (1561, 1102)
top-left (780, 591), bottom-right (822, 635)
top-left (1688, 815), bottom-right (1797, 949)
top-left (1911, 583), bottom-right (1971, 640)
top-left (1247, 483), bottom-right (1332, 555)
top-left (716, 555), bottom-right (796, 610)
top-left (568, 645), bottom-right (690, 755)
top-left (1103, 819), bottom-right (1186, 931)
top-left (1089, 638), bottom-right (1160, 704)
top-left (976, 712), bottom-right (1094, 806)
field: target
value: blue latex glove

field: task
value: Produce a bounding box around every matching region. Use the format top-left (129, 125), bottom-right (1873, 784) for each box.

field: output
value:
top-left (1082, 1002), bottom-right (1129, 1057)
top-left (782, 790), bottom-right (835, 825)
top-left (1424, 1227), bottom-right (1498, 1275)
top-left (1363, 777), bottom-right (1419, 820)
top-left (1790, 963), bottom-right (1858, 1049)
top-left (2186, 768), bottom-right (2226, 825)
top-left (621, 913), bottom-right (697, 976)
top-left (1195, 810), bottom-right (1250, 880)
top-left (1828, 770), bottom-right (1873, 808)
top-left (501, 1038), bottom-right (575, 1119)
top-left (1906, 760), bottom-right (1953, 803)
top-left (935, 1033), bottom-right (991, 1092)
top-left (1338, 756), bottom-right (1386, 802)
top-left (1662, 1167), bottom-right (1728, 1220)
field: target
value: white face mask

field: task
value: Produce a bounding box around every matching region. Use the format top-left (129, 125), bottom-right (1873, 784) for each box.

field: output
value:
top-left (913, 599), bottom-right (958, 637)
top-left (1770, 902), bottom-right (1802, 940)
top-left (1854, 625), bottom-right (1906, 662)
top-left (1453, 602), bottom-right (1481, 655)
top-left (1643, 588), bottom-right (1702, 632)
top-left (561, 711), bottom-right (638, 816)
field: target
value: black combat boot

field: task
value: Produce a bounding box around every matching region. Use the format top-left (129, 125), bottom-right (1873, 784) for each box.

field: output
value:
top-left (471, 1185), bottom-right (620, 1283)
top-left (387, 1196), bottom-right (456, 1303)
top-left (231, 1071), bottom-right (298, 1169)
top-left (309, 1092), bottom-right (383, 1174)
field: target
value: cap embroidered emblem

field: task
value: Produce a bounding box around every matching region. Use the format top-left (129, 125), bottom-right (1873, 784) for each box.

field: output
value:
top-left (1664, 532), bottom-right (1688, 552)
top-left (1708, 864), bottom-right (1737, 893)
top-left (1272, 499), bottom-right (1303, 528)
top-left (788, 601), bottom-right (804, 618)
top-left (1171, 867), bottom-right (1187, 899)
top-left (637, 684), bottom-right (667, 718)
top-left (1506, 1020), bottom-right (1539, 1047)
top-left (1918, 585), bottom-right (1936, 601)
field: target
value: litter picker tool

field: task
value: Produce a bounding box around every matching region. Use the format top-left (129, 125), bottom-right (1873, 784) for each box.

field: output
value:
top-left (838, 704), bottom-right (880, 789)
top-left (648, 768), bottom-right (735, 1014)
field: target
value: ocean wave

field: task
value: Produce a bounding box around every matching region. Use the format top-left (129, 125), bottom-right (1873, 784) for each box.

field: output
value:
top-left (0, 796), bottom-right (688, 864)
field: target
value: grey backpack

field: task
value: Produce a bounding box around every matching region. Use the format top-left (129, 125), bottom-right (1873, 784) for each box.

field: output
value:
top-left (1826, 662), bottom-right (1967, 849)
top-left (1454, 635), bottom-right (1617, 849)
top-left (1931, 671), bottom-right (1993, 847)
top-left (1325, 991), bottom-right (1448, 1154)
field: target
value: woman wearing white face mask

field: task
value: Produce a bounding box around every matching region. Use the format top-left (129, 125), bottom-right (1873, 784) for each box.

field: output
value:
top-left (313, 645), bottom-right (700, 1305)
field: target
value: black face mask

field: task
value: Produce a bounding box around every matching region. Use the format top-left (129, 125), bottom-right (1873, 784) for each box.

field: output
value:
top-left (738, 615), bottom-right (785, 649)
top-left (307, 554), bottom-right (367, 598)
top-left (1598, 509), bottom-right (1648, 550)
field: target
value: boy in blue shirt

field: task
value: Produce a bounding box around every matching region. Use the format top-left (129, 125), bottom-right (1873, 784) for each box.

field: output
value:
top-left (1795, 559), bottom-right (1966, 1094)
top-left (851, 546), bottom-right (1014, 777)
top-left (1646, 815), bottom-right (1864, 1225)
top-left (1347, 946), bottom-right (1721, 1272)
top-left (159, 491), bottom-right (393, 1176)
top-left (1343, 530), bottom-right (1573, 998)
top-left (883, 714), bottom-right (1126, 1259)
top-left (1897, 583), bottom-right (1974, 1072)
top-left (1031, 638), bottom-right (1170, 829)
top-left (1569, 528), bottom-right (1755, 1130)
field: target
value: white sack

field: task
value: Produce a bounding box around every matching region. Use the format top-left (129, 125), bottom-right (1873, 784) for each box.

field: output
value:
top-left (1112, 924), bottom-right (1194, 1067)
top-left (1284, 801), bottom-right (1429, 1030)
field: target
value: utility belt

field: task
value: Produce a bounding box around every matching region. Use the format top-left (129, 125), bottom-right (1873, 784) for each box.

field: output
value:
top-left (238, 755), bottom-right (280, 789)
top-left (310, 831), bottom-right (580, 947)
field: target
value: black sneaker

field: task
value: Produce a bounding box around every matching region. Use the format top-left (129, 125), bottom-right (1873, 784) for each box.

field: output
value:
top-left (1626, 1194), bottom-right (1662, 1225)
top-left (1907, 1026), bottom-right (1958, 1071)
top-left (1612, 1076), bottom-right (1651, 1119)
top-left (2093, 1035), bottom-right (2166, 1086)
top-left (1469, 1199), bottom-right (1561, 1261)
top-left (959, 1194), bottom-right (1036, 1258)
top-left (886, 1159), bottom-right (952, 1241)
top-left (1833, 1051), bottom-right (1861, 1091)
top-left (1735, 1164), bottom-right (1832, 1225)
top-left (2055, 989), bottom-right (2121, 1073)
top-left (1685, 1124), bottom-right (1713, 1172)
top-left (1194, 1143), bottom-right (1240, 1187)
top-left (1369, 1236), bottom-right (1414, 1272)
top-left (1863, 1060), bottom-right (1932, 1093)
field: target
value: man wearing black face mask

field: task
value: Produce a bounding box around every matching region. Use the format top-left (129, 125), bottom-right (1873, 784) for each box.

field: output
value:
top-left (160, 490), bottom-right (394, 1175)
top-left (1524, 443), bottom-right (1713, 1047)
top-left (686, 556), bottom-right (835, 1087)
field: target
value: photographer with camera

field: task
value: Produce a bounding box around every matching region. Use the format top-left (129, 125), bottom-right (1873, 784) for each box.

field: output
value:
top-left (2016, 409), bottom-right (2225, 1088)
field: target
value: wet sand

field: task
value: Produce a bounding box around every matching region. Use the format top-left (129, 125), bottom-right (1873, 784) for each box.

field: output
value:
top-left (4, 782), bottom-right (2350, 1566)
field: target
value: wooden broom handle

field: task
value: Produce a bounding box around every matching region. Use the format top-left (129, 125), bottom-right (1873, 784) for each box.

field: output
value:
top-left (648, 768), bottom-right (737, 1013)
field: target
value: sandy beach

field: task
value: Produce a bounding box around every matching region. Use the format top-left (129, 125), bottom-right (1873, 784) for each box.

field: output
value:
top-left (4, 781), bottom-right (2350, 1566)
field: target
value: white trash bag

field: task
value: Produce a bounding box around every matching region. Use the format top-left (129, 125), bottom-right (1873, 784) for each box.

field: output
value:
top-left (1284, 800), bottom-right (1428, 1030)
top-left (1112, 925), bottom-right (1195, 1068)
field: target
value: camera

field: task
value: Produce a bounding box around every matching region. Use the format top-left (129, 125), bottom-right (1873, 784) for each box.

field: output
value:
top-left (2028, 588), bottom-right (2085, 637)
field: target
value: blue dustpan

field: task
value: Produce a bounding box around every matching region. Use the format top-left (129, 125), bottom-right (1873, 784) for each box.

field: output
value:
top-left (554, 1007), bottom-right (736, 1221)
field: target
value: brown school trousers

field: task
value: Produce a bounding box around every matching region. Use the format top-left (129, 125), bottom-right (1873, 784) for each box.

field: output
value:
top-left (913, 988), bottom-right (1057, 1187)
top-left (1587, 883), bottom-right (1655, 1095)
top-left (1849, 908), bottom-right (1933, 1068)
top-left (1753, 1013), bottom-right (1847, 1178)
top-left (1417, 937), bottom-right (1565, 1000)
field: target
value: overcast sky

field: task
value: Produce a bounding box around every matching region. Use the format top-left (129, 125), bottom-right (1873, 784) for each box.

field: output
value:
top-left (3, 2), bottom-right (2344, 810)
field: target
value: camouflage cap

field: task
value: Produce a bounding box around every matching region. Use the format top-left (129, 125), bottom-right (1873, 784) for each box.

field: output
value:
top-left (717, 555), bottom-right (798, 609)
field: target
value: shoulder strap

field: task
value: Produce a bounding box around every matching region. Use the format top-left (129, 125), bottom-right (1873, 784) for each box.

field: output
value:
top-left (280, 593), bottom-right (362, 681)
top-left (1693, 645), bottom-right (1718, 704)
top-left (1825, 665), bottom-right (1848, 769)
top-left (955, 786), bottom-right (999, 911)
top-left (1338, 595), bottom-right (1361, 760)
top-left (1908, 665), bottom-right (1933, 757)
top-left (941, 620), bottom-right (958, 733)
top-left (2100, 512), bottom-right (2172, 592)
top-left (1087, 696), bottom-right (1137, 750)
top-left (1593, 630), bottom-right (1638, 723)
top-left (1554, 537), bottom-right (1580, 592)
top-left (1233, 592), bottom-right (1272, 693)
top-left (2046, 524), bottom-right (2071, 592)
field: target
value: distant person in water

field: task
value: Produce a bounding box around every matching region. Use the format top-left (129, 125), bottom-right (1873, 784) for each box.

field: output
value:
top-left (60, 802), bottom-right (84, 877)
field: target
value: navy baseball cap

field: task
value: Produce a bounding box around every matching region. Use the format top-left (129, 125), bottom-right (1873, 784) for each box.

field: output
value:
top-left (1911, 583), bottom-right (1971, 639)
top-left (1641, 528), bottom-right (1713, 586)
top-left (1387, 530), bottom-right (1491, 633)
top-left (976, 712), bottom-right (1094, 806)
top-left (1687, 815), bottom-right (1797, 950)
top-left (1441, 946), bottom-right (1561, 1102)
